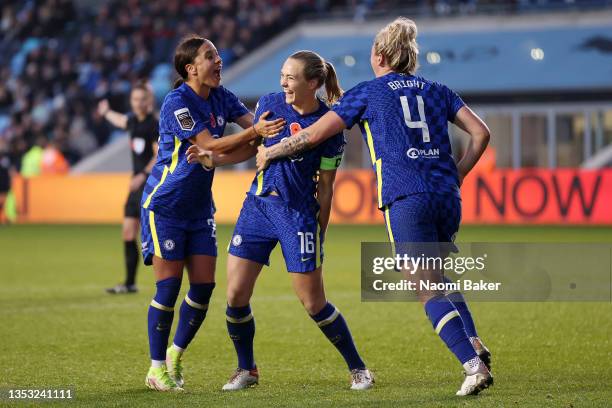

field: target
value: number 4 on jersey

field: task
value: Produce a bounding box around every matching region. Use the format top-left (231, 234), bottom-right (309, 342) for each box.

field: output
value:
top-left (400, 95), bottom-right (430, 143)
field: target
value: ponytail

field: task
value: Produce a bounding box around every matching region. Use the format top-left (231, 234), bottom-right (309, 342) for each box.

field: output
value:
top-left (323, 61), bottom-right (343, 105)
top-left (374, 17), bottom-right (419, 75)
top-left (173, 35), bottom-right (207, 87)
top-left (173, 77), bottom-right (185, 89)
top-left (289, 50), bottom-right (343, 107)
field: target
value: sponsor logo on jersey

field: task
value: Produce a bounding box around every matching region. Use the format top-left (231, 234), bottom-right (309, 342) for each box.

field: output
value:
top-left (174, 107), bottom-right (195, 131)
top-left (407, 148), bottom-right (440, 159)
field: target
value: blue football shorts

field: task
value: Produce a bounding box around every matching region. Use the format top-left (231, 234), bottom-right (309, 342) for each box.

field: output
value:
top-left (141, 208), bottom-right (217, 265)
top-left (383, 192), bottom-right (461, 258)
top-left (228, 194), bottom-right (323, 273)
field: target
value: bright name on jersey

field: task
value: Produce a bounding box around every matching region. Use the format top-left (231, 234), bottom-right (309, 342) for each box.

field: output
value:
top-left (387, 79), bottom-right (425, 90)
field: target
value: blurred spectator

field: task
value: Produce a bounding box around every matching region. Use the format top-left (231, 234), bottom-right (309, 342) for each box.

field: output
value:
top-left (0, 0), bottom-right (604, 171)
top-left (41, 140), bottom-right (70, 175)
top-left (20, 137), bottom-right (45, 178)
top-left (0, 0), bottom-right (319, 171)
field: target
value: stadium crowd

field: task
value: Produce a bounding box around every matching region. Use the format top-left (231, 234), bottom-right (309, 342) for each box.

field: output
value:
top-left (0, 0), bottom-right (605, 174)
top-left (0, 0), bottom-right (323, 173)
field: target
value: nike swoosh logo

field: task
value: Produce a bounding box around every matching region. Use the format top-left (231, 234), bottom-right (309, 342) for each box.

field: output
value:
top-left (301, 257), bottom-right (312, 262)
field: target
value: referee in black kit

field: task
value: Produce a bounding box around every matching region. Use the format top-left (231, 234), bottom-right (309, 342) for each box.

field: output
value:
top-left (0, 141), bottom-right (12, 224)
top-left (98, 81), bottom-right (158, 294)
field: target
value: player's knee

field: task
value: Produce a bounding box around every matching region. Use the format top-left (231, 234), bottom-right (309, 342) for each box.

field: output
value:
top-left (299, 294), bottom-right (326, 315)
top-left (122, 231), bottom-right (135, 241)
top-left (153, 277), bottom-right (182, 308)
top-left (122, 223), bottom-right (138, 241)
top-left (226, 285), bottom-right (251, 307)
top-left (188, 282), bottom-right (215, 305)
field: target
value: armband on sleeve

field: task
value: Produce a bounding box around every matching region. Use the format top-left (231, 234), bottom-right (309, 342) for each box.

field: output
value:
top-left (320, 155), bottom-right (342, 170)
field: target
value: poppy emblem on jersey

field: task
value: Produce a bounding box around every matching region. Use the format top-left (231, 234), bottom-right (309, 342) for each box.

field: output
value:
top-left (217, 115), bottom-right (225, 127)
top-left (289, 122), bottom-right (302, 135)
top-left (174, 107), bottom-right (195, 131)
top-left (210, 113), bottom-right (216, 128)
top-left (232, 235), bottom-right (242, 246)
top-left (164, 239), bottom-right (175, 251)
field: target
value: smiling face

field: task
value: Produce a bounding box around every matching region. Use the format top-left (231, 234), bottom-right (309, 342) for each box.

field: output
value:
top-left (187, 40), bottom-right (223, 88)
top-left (280, 58), bottom-right (318, 107)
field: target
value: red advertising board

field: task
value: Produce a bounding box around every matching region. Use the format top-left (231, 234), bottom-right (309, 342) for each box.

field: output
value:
top-left (10, 169), bottom-right (612, 225)
top-left (330, 169), bottom-right (612, 225)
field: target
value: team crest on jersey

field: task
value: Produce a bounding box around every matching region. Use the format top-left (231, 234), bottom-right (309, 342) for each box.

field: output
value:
top-left (174, 108), bottom-right (195, 131)
top-left (164, 239), bottom-right (175, 251)
top-left (232, 235), bottom-right (242, 246)
top-left (217, 115), bottom-right (225, 127)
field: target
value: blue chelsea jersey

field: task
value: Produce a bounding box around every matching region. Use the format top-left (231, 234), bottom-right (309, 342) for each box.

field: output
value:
top-left (142, 83), bottom-right (249, 219)
top-left (332, 72), bottom-right (464, 209)
top-left (249, 92), bottom-right (345, 212)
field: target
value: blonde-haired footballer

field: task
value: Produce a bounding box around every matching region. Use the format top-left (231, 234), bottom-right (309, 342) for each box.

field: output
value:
top-left (257, 18), bottom-right (493, 397)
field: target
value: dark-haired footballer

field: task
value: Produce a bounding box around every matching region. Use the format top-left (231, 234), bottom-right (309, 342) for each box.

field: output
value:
top-left (141, 35), bottom-right (284, 391)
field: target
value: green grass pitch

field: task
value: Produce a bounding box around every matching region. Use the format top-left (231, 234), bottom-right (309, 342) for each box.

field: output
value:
top-left (1, 224), bottom-right (611, 407)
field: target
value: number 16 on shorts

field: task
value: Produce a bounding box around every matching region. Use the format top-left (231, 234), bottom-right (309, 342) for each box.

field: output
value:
top-left (298, 231), bottom-right (315, 255)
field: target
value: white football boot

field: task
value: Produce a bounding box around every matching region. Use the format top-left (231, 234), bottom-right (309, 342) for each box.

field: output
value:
top-left (350, 368), bottom-right (375, 390)
top-left (222, 368), bottom-right (259, 391)
top-left (456, 357), bottom-right (493, 396)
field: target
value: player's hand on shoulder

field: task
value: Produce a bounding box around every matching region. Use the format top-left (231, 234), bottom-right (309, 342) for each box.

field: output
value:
top-left (256, 145), bottom-right (270, 171)
top-left (254, 111), bottom-right (285, 138)
top-left (187, 144), bottom-right (214, 169)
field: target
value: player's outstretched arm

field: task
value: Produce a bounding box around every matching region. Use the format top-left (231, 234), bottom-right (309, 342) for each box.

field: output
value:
top-left (98, 99), bottom-right (128, 129)
top-left (186, 143), bottom-right (257, 168)
top-left (190, 111), bottom-right (284, 154)
top-left (453, 106), bottom-right (490, 185)
top-left (256, 111), bottom-right (346, 171)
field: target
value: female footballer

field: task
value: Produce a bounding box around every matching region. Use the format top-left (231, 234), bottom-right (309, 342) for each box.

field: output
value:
top-left (256, 18), bottom-right (493, 396)
top-left (141, 35), bottom-right (284, 392)
top-left (190, 50), bottom-right (373, 391)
